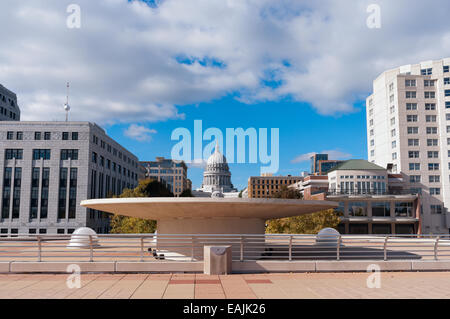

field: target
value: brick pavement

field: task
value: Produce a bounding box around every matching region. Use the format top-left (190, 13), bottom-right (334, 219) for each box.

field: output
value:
top-left (0, 272), bottom-right (449, 299)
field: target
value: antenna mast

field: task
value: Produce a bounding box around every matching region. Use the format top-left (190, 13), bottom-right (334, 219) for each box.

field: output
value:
top-left (64, 82), bottom-right (71, 122)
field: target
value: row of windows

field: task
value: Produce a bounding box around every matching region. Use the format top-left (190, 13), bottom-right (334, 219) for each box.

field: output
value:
top-left (2, 167), bottom-right (77, 220)
top-left (6, 131), bottom-right (78, 141)
top-left (409, 175), bottom-right (442, 183)
top-left (0, 94), bottom-right (16, 107)
top-left (5, 149), bottom-right (79, 161)
top-left (405, 79), bottom-right (436, 87)
top-left (405, 91), bottom-right (436, 99)
top-left (0, 107), bottom-right (17, 120)
top-left (92, 152), bottom-right (138, 181)
top-left (408, 163), bottom-right (440, 171)
top-left (92, 135), bottom-right (138, 169)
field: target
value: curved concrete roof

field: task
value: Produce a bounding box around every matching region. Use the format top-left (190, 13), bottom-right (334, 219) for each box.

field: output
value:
top-left (80, 197), bottom-right (338, 220)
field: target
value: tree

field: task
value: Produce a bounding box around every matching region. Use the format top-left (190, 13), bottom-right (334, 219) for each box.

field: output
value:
top-left (266, 209), bottom-right (341, 234)
top-left (266, 186), bottom-right (340, 234)
top-left (272, 186), bottom-right (303, 199)
top-left (109, 179), bottom-right (173, 234)
top-left (180, 189), bottom-right (194, 197)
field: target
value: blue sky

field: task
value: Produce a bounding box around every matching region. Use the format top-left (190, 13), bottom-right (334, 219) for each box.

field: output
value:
top-left (106, 97), bottom-right (368, 190)
top-left (2, 0), bottom-right (450, 190)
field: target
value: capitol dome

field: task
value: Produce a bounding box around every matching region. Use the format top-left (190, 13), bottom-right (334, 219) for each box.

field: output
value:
top-left (197, 141), bottom-right (237, 194)
top-left (207, 147), bottom-right (227, 165)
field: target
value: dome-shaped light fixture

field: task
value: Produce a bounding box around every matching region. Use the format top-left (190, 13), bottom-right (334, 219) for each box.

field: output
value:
top-left (67, 227), bottom-right (100, 249)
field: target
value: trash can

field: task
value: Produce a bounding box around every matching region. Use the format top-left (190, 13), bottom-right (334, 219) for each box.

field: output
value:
top-left (204, 246), bottom-right (232, 275)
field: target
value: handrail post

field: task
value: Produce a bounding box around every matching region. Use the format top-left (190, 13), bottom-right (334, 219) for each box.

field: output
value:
top-left (336, 235), bottom-right (341, 261)
top-left (434, 236), bottom-right (441, 260)
top-left (37, 235), bottom-right (42, 262)
top-left (384, 236), bottom-right (389, 261)
top-left (140, 237), bottom-right (144, 262)
top-left (191, 236), bottom-right (195, 262)
top-left (89, 235), bottom-right (93, 262)
top-left (288, 236), bottom-right (293, 261)
top-left (240, 236), bottom-right (244, 262)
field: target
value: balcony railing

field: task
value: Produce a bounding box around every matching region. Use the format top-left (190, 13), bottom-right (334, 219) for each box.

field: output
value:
top-left (0, 233), bottom-right (448, 262)
top-left (327, 189), bottom-right (419, 196)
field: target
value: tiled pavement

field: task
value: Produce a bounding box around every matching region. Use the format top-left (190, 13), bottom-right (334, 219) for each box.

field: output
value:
top-left (0, 272), bottom-right (450, 299)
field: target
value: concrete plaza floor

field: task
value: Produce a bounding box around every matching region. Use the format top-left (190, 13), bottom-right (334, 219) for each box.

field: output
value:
top-left (0, 272), bottom-right (449, 299)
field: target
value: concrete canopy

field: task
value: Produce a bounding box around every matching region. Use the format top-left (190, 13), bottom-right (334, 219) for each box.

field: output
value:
top-left (80, 197), bottom-right (338, 221)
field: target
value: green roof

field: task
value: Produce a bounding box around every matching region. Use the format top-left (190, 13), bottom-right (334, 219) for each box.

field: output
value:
top-left (327, 160), bottom-right (385, 173)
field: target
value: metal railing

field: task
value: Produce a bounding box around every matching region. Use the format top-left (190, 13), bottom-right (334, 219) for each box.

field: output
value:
top-left (0, 233), bottom-right (449, 262)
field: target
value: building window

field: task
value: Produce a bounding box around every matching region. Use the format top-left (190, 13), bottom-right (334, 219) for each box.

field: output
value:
top-left (69, 168), bottom-right (77, 219)
top-left (12, 168), bottom-right (21, 219)
top-left (408, 151), bottom-right (419, 158)
top-left (428, 163), bottom-right (440, 171)
top-left (61, 149), bottom-right (79, 160)
top-left (34, 132), bottom-right (41, 140)
top-left (445, 90), bottom-right (450, 97)
top-left (406, 103), bottom-right (417, 110)
top-left (410, 175), bottom-right (421, 183)
top-left (40, 168), bottom-right (49, 219)
top-left (421, 68), bottom-right (432, 75)
top-left (424, 80), bottom-right (435, 87)
top-left (446, 102), bottom-right (450, 109)
top-left (430, 188), bottom-right (441, 195)
top-left (427, 139), bottom-right (438, 146)
top-left (408, 139), bottom-right (419, 146)
top-left (431, 205), bottom-right (442, 214)
top-left (5, 149), bottom-right (23, 160)
top-left (406, 91), bottom-right (416, 99)
top-left (426, 127), bottom-right (437, 134)
top-left (372, 202), bottom-right (391, 217)
top-left (391, 129), bottom-right (396, 137)
top-left (445, 78), bottom-right (450, 85)
top-left (409, 163), bottom-right (420, 171)
top-left (407, 127), bottom-right (418, 134)
top-left (62, 132), bottom-right (69, 140)
top-left (1, 168), bottom-right (12, 219)
top-left (6, 131), bottom-right (14, 140)
top-left (392, 141), bottom-right (397, 149)
top-left (348, 202), bottom-right (367, 217)
top-left (425, 91), bottom-right (436, 99)
top-left (16, 132), bottom-right (23, 140)
top-left (444, 66), bottom-right (449, 73)
top-left (44, 132), bottom-right (51, 140)
top-left (72, 132), bottom-right (78, 140)
top-left (428, 151), bottom-right (439, 158)
top-left (33, 149), bottom-right (51, 160)
top-left (92, 152), bottom-right (97, 164)
top-left (426, 115), bottom-right (437, 122)
top-left (58, 168), bottom-right (68, 219)
top-left (392, 152), bottom-right (397, 160)
top-left (30, 168), bottom-right (40, 219)
top-left (407, 115), bottom-right (418, 122)
top-left (429, 175), bottom-right (440, 183)
top-left (395, 202), bottom-right (413, 217)
top-left (425, 103), bottom-right (436, 110)
top-left (405, 79), bottom-right (416, 87)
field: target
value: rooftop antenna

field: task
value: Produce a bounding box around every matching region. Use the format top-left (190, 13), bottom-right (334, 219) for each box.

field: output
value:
top-left (64, 82), bottom-right (70, 122)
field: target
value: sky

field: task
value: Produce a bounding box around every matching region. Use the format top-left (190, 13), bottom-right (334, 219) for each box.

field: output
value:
top-left (1, 0), bottom-right (450, 190)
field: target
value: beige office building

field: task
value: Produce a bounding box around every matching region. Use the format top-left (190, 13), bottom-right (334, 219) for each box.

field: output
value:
top-left (367, 57), bottom-right (450, 233)
top-left (248, 174), bottom-right (303, 199)
top-left (141, 157), bottom-right (188, 197)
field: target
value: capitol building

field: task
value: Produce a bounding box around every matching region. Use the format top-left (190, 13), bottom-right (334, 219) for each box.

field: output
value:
top-left (193, 142), bottom-right (239, 197)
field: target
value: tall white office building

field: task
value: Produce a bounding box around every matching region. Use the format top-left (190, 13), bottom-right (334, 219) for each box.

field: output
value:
top-left (367, 57), bottom-right (450, 234)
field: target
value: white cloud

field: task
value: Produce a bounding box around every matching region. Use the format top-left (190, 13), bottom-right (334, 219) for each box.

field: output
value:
top-left (188, 158), bottom-right (207, 169)
top-left (124, 124), bottom-right (157, 141)
top-left (292, 150), bottom-right (352, 164)
top-left (1, 0), bottom-right (450, 123)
